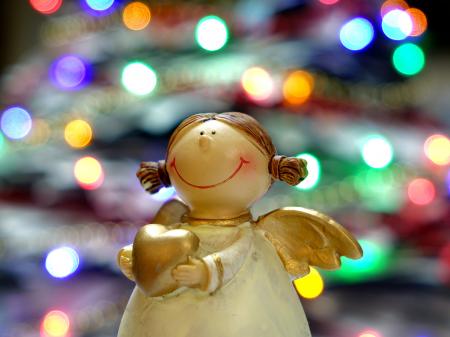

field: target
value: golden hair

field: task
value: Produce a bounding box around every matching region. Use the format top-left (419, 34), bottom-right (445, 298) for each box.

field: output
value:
top-left (137, 112), bottom-right (308, 194)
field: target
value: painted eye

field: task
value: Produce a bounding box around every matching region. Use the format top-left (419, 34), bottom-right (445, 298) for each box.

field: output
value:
top-left (200, 131), bottom-right (205, 135)
top-left (212, 130), bottom-right (216, 135)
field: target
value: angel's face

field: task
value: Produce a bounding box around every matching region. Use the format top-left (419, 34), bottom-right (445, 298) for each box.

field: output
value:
top-left (167, 120), bottom-right (272, 218)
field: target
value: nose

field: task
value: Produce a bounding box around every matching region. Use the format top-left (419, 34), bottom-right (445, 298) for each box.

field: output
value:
top-left (199, 134), bottom-right (212, 151)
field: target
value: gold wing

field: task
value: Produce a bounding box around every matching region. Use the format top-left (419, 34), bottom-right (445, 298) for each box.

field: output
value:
top-left (255, 207), bottom-right (363, 277)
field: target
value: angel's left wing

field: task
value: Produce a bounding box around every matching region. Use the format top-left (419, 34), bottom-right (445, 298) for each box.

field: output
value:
top-left (255, 207), bottom-right (363, 277)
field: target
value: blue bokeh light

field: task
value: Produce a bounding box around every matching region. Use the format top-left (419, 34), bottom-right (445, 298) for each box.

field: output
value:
top-left (0, 106), bottom-right (32, 140)
top-left (340, 17), bottom-right (375, 51)
top-left (50, 55), bottom-right (91, 90)
top-left (45, 247), bottom-right (80, 279)
top-left (80, 0), bottom-right (117, 16)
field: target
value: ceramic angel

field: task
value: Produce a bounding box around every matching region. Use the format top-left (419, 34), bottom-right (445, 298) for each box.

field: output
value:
top-left (117, 112), bottom-right (362, 337)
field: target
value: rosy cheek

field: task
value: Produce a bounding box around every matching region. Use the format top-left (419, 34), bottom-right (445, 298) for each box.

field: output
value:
top-left (240, 153), bottom-right (259, 175)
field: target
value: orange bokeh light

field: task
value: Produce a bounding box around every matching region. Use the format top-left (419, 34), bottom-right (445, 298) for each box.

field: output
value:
top-left (424, 134), bottom-right (450, 166)
top-left (74, 156), bottom-right (104, 190)
top-left (406, 8), bottom-right (428, 37)
top-left (283, 70), bottom-right (314, 105)
top-left (407, 178), bottom-right (436, 206)
top-left (380, 0), bottom-right (409, 17)
top-left (241, 67), bottom-right (274, 101)
top-left (41, 310), bottom-right (70, 337)
top-left (122, 2), bottom-right (151, 31)
top-left (29, 0), bottom-right (63, 15)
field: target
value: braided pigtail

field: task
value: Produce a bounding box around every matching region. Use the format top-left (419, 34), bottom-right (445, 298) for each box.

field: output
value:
top-left (136, 160), bottom-right (171, 194)
top-left (269, 155), bottom-right (308, 186)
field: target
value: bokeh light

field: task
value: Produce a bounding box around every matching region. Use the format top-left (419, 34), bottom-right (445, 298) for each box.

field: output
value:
top-left (74, 156), bottom-right (104, 190)
top-left (1, 106), bottom-right (33, 140)
top-left (121, 61), bottom-right (158, 96)
top-left (29, 0), bottom-right (63, 15)
top-left (380, 0), bottom-right (409, 17)
top-left (358, 329), bottom-right (382, 337)
top-left (318, 0), bottom-right (339, 5)
top-left (122, 2), bottom-right (151, 31)
top-left (295, 153), bottom-right (321, 190)
top-left (329, 239), bottom-right (390, 282)
top-left (81, 0), bottom-right (116, 16)
top-left (241, 67), bottom-right (274, 101)
top-left (50, 55), bottom-right (91, 90)
top-left (64, 119), bottom-right (93, 149)
top-left (382, 9), bottom-right (412, 40)
top-left (406, 8), bottom-right (427, 37)
top-left (424, 134), bottom-right (450, 166)
top-left (339, 17), bottom-right (375, 51)
top-left (361, 135), bottom-right (394, 169)
top-left (283, 70), bottom-right (314, 105)
top-left (392, 43), bottom-right (425, 76)
top-left (45, 247), bottom-right (80, 278)
top-left (195, 15), bottom-right (229, 52)
top-left (41, 310), bottom-right (70, 337)
top-left (407, 178), bottom-right (436, 206)
top-left (293, 267), bottom-right (324, 299)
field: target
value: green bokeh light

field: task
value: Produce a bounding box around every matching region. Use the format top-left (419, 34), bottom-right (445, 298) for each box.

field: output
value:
top-left (195, 15), bottom-right (229, 52)
top-left (295, 153), bottom-right (321, 190)
top-left (392, 43), bottom-right (425, 76)
top-left (324, 239), bottom-right (391, 283)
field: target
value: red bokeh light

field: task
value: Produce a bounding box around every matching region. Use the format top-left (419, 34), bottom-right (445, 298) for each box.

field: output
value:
top-left (29, 0), bottom-right (63, 15)
top-left (407, 178), bottom-right (436, 206)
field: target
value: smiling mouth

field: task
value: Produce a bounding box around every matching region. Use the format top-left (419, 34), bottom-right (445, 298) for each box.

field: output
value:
top-left (170, 157), bottom-right (250, 189)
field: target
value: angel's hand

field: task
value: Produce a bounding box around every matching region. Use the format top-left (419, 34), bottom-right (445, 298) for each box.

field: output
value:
top-left (117, 245), bottom-right (134, 281)
top-left (171, 256), bottom-right (208, 289)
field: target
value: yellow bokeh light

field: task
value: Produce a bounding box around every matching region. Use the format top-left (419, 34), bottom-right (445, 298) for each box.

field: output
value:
top-left (293, 267), bottom-right (324, 299)
top-left (424, 134), bottom-right (450, 166)
top-left (241, 67), bottom-right (274, 101)
top-left (283, 70), bottom-right (314, 105)
top-left (122, 2), bottom-right (151, 31)
top-left (64, 119), bottom-right (93, 149)
top-left (41, 310), bottom-right (70, 337)
top-left (74, 156), bottom-right (103, 189)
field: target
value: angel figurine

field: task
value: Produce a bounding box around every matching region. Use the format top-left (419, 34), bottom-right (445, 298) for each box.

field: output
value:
top-left (117, 112), bottom-right (362, 337)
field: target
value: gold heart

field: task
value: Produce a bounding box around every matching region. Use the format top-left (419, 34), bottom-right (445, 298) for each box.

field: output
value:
top-left (132, 224), bottom-right (199, 297)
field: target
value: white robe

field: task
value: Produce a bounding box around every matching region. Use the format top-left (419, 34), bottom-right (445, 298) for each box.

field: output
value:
top-left (117, 222), bottom-right (312, 337)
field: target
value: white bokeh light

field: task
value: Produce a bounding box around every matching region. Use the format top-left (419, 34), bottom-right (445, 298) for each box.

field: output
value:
top-left (45, 247), bottom-right (80, 278)
top-left (121, 62), bottom-right (157, 96)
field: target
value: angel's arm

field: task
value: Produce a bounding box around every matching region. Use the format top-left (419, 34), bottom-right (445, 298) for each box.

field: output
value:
top-left (201, 227), bottom-right (253, 293)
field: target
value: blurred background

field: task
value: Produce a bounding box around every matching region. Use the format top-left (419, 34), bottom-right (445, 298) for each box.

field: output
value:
top-left (0, 1), bottom-right (449, 337)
